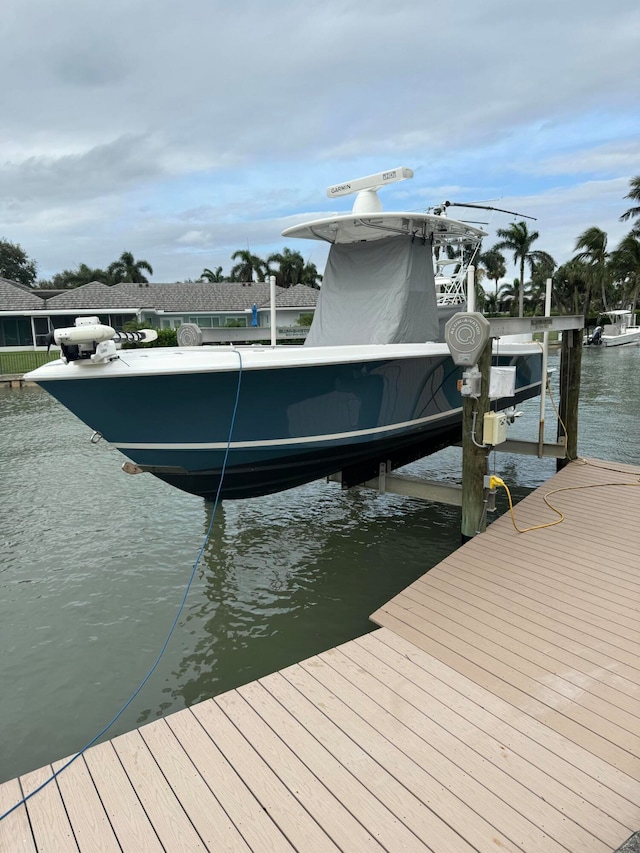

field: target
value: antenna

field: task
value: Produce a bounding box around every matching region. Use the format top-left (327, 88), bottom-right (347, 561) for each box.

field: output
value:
top-left (326, 167), bottom-right (414, 199)
top-left (440, 201), bottom-right (537, 221)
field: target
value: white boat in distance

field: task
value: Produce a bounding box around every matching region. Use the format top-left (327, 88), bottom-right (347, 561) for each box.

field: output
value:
top-left (27, 168), bottom-right (543, 500)
top-left (586, 310), bottom-right (640, 347)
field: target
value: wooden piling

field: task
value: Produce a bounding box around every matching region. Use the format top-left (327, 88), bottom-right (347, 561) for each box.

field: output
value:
top-left (556, 328), bottom-right (582, 470)
top-left (461, 340), bottom-right (492, 541)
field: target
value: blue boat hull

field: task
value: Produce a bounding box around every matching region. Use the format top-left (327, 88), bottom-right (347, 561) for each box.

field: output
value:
top-left (37, 351), bottom-right (542, 500)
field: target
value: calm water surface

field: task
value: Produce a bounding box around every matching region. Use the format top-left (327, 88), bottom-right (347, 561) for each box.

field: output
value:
top-left (1, 346), bottom-right (639, 782)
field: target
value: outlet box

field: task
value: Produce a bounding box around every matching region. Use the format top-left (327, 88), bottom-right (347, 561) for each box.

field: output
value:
top-left (483, 411), bottom-right (507, 445)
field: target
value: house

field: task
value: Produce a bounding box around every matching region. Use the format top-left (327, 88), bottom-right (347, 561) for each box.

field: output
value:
top-left (0, 278), bottom-right (49, 347)
top-left (0, 279), bottom-right (319, 349)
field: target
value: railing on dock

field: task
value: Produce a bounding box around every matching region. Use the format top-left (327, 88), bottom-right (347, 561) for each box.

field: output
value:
top-left (0, 351), bottom-right (59, 376)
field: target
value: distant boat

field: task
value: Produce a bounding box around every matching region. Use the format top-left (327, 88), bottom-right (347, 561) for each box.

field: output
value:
top-left (26, 168), bottom-right (543, 501)
top-left (586, 310), bottom-right (640, 347)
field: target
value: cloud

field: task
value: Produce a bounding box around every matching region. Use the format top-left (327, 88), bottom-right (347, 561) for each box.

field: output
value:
top-left (481, 179), bottom-right (632, 279)
top-left (0, 135), bottom-right (167, 217)
top-left (0, 0), bottom-right (637, 281)
top-left (535, 139), bottom-right (640, 177)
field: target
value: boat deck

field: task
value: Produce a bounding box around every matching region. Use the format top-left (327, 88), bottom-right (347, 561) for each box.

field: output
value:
top-left (2, 458), bottom-right (640, 851)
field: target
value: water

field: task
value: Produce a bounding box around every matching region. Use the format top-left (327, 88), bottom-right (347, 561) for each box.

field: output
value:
top-left (1, 346), bottom-right (639, 784)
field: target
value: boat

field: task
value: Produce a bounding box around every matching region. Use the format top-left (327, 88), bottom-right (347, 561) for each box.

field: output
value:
top-left (585, 310), bottom-right (640, 347)
top-left (26, 168), bottom-right (543, 501)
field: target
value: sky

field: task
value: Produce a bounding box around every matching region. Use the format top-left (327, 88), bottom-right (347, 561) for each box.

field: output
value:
top-left (1, 0), bottom-right (639, 284)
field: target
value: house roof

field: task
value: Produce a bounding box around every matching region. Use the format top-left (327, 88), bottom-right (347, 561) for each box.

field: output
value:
top-left (275, 284), bottom-right (319, 307)
top-left (42, 281), bottom-right (319, 312)
top-left (43, 281), bottom-right (120, 309)
top-left (0, 278), bottom-right (47, 310)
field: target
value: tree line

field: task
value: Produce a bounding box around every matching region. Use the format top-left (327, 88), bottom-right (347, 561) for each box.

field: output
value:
top-left (0, 248), bottom-right (154, 290)
top-left (1, 176), bottom-right (638, 313)
top-left (0, 246), bottom-right (321, 290)
top-left (200, 248), bottom-right (321, 289)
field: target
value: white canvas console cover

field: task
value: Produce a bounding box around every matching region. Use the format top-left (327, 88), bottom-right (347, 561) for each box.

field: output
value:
top-left (305, 236), bottom-right (439, 347)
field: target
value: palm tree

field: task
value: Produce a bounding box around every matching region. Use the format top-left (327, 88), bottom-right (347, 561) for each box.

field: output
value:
top-left (526, 251), bottom-right (556, 315)
top-left (574, 227), bottom-right (609, 313)
top-left (300, 260), bottom-right (322, 289)
top-left (483, 292), bottom-right (498, 314)
top-left (267, 248), bottom-right (305, 288)
top-left (50, 263), bottom-right (111, 289)
top-left (620, 176), bottom-right (640, 231)
top-left (107, 251), bottom-right (153, 284)
top-left (553, 259), bottom-right (590, 316)
top-left (527, 250), bottom-right (556, 280)
top-left (494, 222), bottom-right (540, 317)
top-left (200, 266), bottom-right (225, 282)
top-left (609, 233), bottom-right (640, 315)
top-left (230, 249), bottom-right (268, 283)
top-left (478, 248), bottom-right (506, 299)
top-left (472, 273), bottom-right (486, 311)
top-left (497, 280), bottom-right (522, 316)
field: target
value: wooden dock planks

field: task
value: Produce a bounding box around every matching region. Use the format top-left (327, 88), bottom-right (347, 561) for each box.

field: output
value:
top-left (1, 458), bottom-right (639, 851)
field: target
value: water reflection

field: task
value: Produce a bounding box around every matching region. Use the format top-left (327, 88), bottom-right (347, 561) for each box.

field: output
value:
top-left (137, 482), bottom-right (462, 720)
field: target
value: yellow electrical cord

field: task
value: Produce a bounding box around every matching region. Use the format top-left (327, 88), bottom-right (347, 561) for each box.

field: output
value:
top-left (489, 344), bottom-right (640, 533)
top-left (489, 475), bottom-right (640, 534)
top-left (576, 457), bottom-right (640, 475)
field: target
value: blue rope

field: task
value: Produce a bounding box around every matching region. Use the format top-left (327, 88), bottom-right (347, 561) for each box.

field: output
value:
top-left (0, 350), bottom-right (244, 823)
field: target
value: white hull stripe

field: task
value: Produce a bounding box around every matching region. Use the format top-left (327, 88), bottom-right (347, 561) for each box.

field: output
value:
top-left (112, 379), bottom-right (540, 451)
top-left (113, 408), bottom-right (462, 451)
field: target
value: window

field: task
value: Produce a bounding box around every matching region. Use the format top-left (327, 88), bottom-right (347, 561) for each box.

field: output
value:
top-left (51, 316), bottom-right (76, 329)
top-left (34, 317), bottom-right (51, 347)
top-left (0, 317), bottom-right (33, 347)
top-left (187, 316), bottom-right (213, 328)
top-left (223, 315), bottom-right (247, 327)
top-left (109, 314), bottom-right (133, 331)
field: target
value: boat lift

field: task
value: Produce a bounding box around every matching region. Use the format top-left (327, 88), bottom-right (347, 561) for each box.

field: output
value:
top-left (329, 275), bottom-right (584, 540)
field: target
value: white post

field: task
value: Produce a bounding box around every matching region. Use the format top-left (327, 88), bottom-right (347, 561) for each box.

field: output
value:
top-left (538, 277), bottom-right (553, 456)
top-left (270, 275), bottom-right (277, 346)
top-left (466, 266), bottom-right (475, 314)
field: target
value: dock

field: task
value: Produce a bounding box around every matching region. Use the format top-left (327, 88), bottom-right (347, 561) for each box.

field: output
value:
top-left (0, 374), bottom-right (34, 388)
top-left (2, 458), bottom-right (640, 851)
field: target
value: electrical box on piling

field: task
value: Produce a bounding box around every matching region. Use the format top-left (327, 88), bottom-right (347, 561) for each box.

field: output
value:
top-left (483, 412), bottom-right (507, 446)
